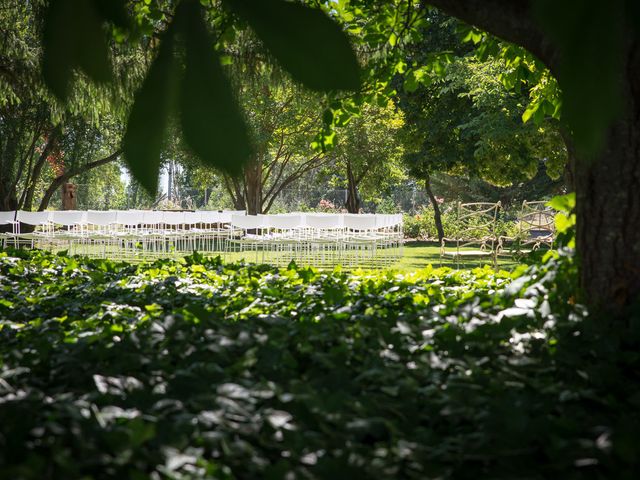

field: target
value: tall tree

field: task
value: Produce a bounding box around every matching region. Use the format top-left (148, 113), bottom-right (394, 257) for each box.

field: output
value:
top-left (0, 0), bottom-right (137, 216)
top-left (226, 77), bottom-right (330, 215)
top-left (330, 102), bottom-right (405, 213)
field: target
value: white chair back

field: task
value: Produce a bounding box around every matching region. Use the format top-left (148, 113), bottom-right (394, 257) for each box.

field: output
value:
top-left (50, 210), bottom-right (86, 226)
top-left (183, 211), bottom-right (200, 226)
top-left (162, 211), bottom-right (185, 226)
top-left (231, 214), bottom-right (265, 230)
top-left (17, 211), bottom-right (51, 226)
top-left (266, 214), bottom-right (303, 229)
top-left (304, 214), bottom-right (343, 229)
top-left (142, 210), bottom-right (164, 226)
top-left (87, 210), bottom-right (117, 226)
top-left (0, 211), bottom-right (16, 225)
top-left (198, 210), bottom-right (221, 224)
top-left (115, 210), bottom-right (142, 226)
top-left (344, 215), bottom-right (376, 231)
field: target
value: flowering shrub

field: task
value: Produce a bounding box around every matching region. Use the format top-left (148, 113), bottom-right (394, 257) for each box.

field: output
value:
top-left (316, 198), bottom-right (337, 212)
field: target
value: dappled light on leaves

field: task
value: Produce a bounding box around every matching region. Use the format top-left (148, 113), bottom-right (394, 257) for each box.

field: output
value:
top-left (1, 247), bottom-right (637, 477)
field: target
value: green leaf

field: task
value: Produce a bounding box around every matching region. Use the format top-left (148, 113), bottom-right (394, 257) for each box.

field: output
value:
top-left (547, 193), bottom-right (575, 213)
top-left (42, 0), bottom-right (115, 101)
top-left (404, 71), bottom-right (419, 93)
top-left (178, 0), bottom-right (251, 176)
top-left (123, 28), bottom-right (178, 195)
top-left (322, 108), bottom-right (334, 126)
top-left (522, 102), bottom-right (539, 123)
top-left (74, 2), bottom-right (113, 85)
top-left (42, 0), bottom-right (76, 100)
top-left (225, 0), bottom-right (360, 92)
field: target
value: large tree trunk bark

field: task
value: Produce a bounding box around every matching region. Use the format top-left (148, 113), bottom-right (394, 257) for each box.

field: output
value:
top-left (424, 175), bottom-right (445, 243)
top-left (244, 159), bottom-right (263, 215)
top-left (574, 68), bottom-right (640, 310)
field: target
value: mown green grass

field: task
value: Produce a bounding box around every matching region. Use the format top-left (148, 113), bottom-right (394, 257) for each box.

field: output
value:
top-left (207, 241), bottom-right (521, 272)
top-left (396, 241), bottom-right (520, 271)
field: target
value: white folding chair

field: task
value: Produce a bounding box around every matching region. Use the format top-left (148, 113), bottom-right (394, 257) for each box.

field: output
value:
top-left (196, 211), bottom-right (229, 253)
top-left (112, 210), bottom-right (146, 260)
top-left (303, 214), bottom-right (344, 267)
top-left (13, 211), bottom-right (53, 249)
top-left (49, 211), bottom-right (87, 254)
top-left (227, 214), bottom-right (267, 262)
top-left (343, 215), bottom-right (379, 268)
top-left (263, 214), bottom-right (305, 266)
top-left (0, 211), bottom-right (17, 248)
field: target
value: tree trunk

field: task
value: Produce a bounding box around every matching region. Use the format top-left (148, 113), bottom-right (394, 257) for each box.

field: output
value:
top-left (37, 149), bottom-right (122, 212)
top-left (244, 159), bottom-right (263, 215)
top-left (0, 182), bottom-right (18, 211)
top-left (345, 160), bottom-right (360, 213)
top-left (0, 183), bottom-right (17, 234)
top-left (61, 183), bottom-right (77, 210)
top-left (424, 175), bottom-right (445, 243)
top-left (574, 70), bottom-right (640, 310)
top-left (558, 124), bottom-right (576, 192)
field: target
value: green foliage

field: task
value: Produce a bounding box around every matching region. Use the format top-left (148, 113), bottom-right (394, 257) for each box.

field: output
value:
top-left (328, 101), bottom-right (406, 211)
top-left (42, 0), bottom-right (362, 195)
top-left (3, 248), bottom-right (636, 478)
top-left (401, 50), bottom-right (566, 187)
top-left (122, 24), bottom-right (178, 195)
top-left (548, 192), bottom-right (576, 248)
top-left (43, 0), bottom-right (128, 101)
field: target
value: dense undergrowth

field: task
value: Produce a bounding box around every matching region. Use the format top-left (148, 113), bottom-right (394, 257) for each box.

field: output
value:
top-left (0, 248), bottom-right (639, 479)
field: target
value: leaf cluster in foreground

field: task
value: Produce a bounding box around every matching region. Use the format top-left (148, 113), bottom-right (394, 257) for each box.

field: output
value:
top-left (0, 249), bottom-right (638, 479)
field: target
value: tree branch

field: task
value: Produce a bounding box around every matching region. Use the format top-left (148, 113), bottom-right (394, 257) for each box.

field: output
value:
top-left (263, 155), bottom-right (330, 213)
top-left (21, 127), bottom-right (59, 210)
top-left (426, 0), bottom-right (559, 71)
top-left (37, 149), bottom-right (122, 211)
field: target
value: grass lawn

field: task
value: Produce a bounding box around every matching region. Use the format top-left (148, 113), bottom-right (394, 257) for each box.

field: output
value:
top-left (220, 240), bottom-right (521, 272)
top-left (38, 239), bottom-right (524, 271)
top-left (397, 241), bottom-right (521, 271)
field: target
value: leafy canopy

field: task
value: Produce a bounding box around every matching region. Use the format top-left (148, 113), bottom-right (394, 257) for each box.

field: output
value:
top-left (41, 0), bottom-right (361, 195)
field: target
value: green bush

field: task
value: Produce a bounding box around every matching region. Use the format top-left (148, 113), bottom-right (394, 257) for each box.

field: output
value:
top-left (1, 248), bottom-right (638, 479)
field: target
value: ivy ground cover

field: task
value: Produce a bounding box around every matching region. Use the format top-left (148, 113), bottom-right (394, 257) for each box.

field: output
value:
top-left (0, 249), bottom-right (638, 479)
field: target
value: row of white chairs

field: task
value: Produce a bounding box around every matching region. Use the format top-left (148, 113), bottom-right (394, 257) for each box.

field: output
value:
top-left (0, 210), bottom-right (247, 233)
top-left (0, 210), bottom-right (403, 268)
top-left (0, 210), bottom-right (402, 230)
top-left (227, 214), bottom-right (403, 268)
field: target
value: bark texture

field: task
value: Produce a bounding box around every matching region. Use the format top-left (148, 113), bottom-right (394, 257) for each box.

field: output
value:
top-left (424, 176), bottom-right (445, 243)
top-left (574, 47), bottom-right (640, 307)
top-left (345, 160), bottom-right (361, 213)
